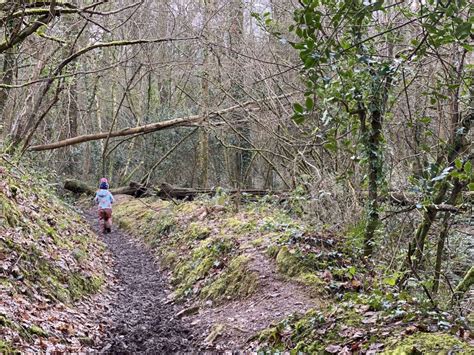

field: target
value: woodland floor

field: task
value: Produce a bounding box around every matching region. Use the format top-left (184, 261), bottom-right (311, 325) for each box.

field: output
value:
top-left (84, 207), bottom-right (319, 352)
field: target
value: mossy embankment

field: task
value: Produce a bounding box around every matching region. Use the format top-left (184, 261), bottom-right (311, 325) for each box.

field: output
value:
top-left (114, 196), bottom-right (272, 303)
top-left (113, 193), bottom-right (340, 305)
top-left (0, 159), bottom-right (108, 351)
top-left (113, 193), bottom-right (472, 352)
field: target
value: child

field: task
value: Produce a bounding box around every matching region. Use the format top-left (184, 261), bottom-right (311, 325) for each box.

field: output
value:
top-left (94, 178), bottom-right (115, 234)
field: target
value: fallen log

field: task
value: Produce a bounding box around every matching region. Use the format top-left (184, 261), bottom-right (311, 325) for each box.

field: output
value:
top-left (64, 179), bottom-right (95, 195)
top-left (64, 179), bottom-right (280, 200)
top-left (112, 181), bottom-right (149, 197)
top-left (64, 179), bottom-right (149, 197)
top-left (156, 183), bottom-right (280, 200)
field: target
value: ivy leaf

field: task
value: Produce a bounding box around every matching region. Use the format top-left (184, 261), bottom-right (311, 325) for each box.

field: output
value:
top-left (455, 22), bottom-right (472, 40)
top-left (461, 43), bottom-right (474, 51)
top-left (36, 25), bottom-right (47, 36)
top-left (464, 160), bottom-right (472, 175)
top-left (468, 182), bottom-right (474, 191)
top-left (305, 97), bottom-right (314, 111)
top-left (383, 276), bottom-right (397, 287)
top-left (292, 113), bottom-right (305, 124)
top-left (293, 103), bottom-right (304, 114)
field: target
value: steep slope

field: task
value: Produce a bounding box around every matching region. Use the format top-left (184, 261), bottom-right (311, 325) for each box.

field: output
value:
top-left (0, 159), bottom-right (109, 352)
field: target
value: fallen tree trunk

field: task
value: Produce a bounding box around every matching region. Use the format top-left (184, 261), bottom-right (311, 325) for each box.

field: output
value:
top-left (113, 181), bottom-right (149, 197)
top-left (64, 179), bottom-right (280, 200)
top-left (156, 183), bottom-right (276, 200)
top-left (64, 179), bottom-right (95, 195)
top-left (64, 179), bottom-right (149, 197)
top-left (29, 93), bottom-right (295, 151)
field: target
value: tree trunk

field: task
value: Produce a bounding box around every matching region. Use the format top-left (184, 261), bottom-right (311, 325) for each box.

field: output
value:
top-left (196, 0), bottom-right (214, 188)
top-left (364, 108), bottom-right (382, 257)
top-left (228, 0), bottom-right (252, 188)
top-left (363, 72), bottom-right (392, 257)
top-left (454, 266), bottom-right (474, 296)
top-left (432, 178), bottom-right (465, 295)
top-left (432, 212), bottom-right (450, 295)
top-left (0, 47), bottom-right (15, 137)
top-left (408, 71), bottom-right (472, 269)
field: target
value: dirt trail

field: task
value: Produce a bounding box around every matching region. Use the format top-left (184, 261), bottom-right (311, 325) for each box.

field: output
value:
top-left (84, 211), bottom-right (194, 353)
top-left (189, 239), bottom-right (320, 351)
top-left (84, 208), bottom-right (320, 352)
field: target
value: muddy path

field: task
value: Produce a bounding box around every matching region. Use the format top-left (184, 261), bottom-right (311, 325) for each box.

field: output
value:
top-left (84, 211), bottom-right (195, 353)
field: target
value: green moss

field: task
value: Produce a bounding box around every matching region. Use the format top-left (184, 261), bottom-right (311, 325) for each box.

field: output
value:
top-left (0, 197), bottom-right (22, 228)
top-left (68, 273), bottom-right (103, 301)
top-left (259, 214), bottom-right (300, 233)
top-left (161, 250), bottom-right (178, 268)
top-left (343, 309), bottom-right (363, 326)
top-left (201, 255), bottom-right (259, 301)
top-left (27, 325), bottom-right (48, 337)
top-left (384, 332), bottom-right (471, 354)
top-left (266, 245), bottom-right (280, 259)
top-left (251, 237), bottom-right (265, 247)
top-left (225, 216), bottom-right (256, 234)
top-left (258, 326), bottom-right (284, 349)
top-left (174, 201), bottom-right (198, 214)
top-left (14, 247), bottom-right (103, 303)
top-left (186, 222), bottom-right (211, 240)
top-left (273, 247), bottom-right (328, 295)
top-left (118, 219), bottom-right (131, 230)
top-left (276, 246), bottom-right (307, 277)
top-left (172, 237), bottom-right (235, 299)
top-left (298, 273), bottom-right (325, 290)
top-left (0, 340), bottom-right (15, 353)
top-left (258, 309), bottom-right (327, 353)
top-left (72, 248), bottom-right (87, 262)
top-left (173, 255), bottom-right (215, 298)
top-left (115, 199), bottom-right (175, 248)
top-left (154, 216), bottom-right (175, 235)
top-left (257, 304), bottom-right (371, 353)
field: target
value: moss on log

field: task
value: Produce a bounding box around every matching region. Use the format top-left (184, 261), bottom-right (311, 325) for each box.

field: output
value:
top-left (454, 266), bottom-right (474, 295)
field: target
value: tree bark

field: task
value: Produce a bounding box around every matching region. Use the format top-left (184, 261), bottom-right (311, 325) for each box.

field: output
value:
top-left (408, 71), bottom-right (473, 269)
top-left (196, 0), bottom-right (215, 188)
top-left (432, 178), bottom-right (466, 295)
top-left (453, 266), bottom-right (474, 297)
top-left (363, 72), bottom-right (392, 257)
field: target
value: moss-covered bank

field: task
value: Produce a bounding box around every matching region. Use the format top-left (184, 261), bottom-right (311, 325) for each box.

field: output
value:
top-left (0, 159), bottom-right (107, 351)
top-left (113, 195), bottom-right (321, 304)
